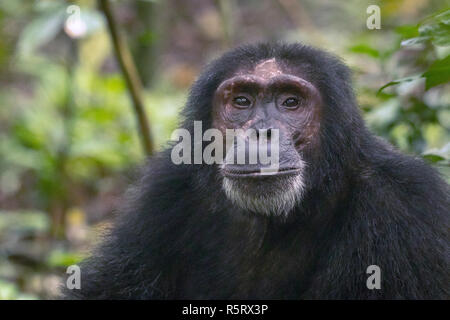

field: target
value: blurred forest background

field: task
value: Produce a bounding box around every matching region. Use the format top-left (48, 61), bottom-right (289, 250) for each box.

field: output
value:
top-left (0, 0), bottom-right (449, 299)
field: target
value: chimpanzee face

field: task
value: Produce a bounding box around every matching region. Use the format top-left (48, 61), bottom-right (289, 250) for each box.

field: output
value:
top-left (212, 58), bottom-right (322, 216)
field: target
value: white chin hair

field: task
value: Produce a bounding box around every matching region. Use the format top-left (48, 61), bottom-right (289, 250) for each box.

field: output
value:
top-left (222, 171), bottom-right (305, 218)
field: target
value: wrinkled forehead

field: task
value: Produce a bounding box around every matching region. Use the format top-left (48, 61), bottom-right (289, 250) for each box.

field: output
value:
top-left (215, 58), bottom-right (321, 102)
top-left (233, 58), bottom-right (307, 81)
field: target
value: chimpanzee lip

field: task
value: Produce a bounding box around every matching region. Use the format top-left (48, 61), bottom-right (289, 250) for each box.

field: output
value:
top-left (222, 167), bottom-right (302, 178)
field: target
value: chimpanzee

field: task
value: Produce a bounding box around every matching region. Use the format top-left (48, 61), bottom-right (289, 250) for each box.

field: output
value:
top-left (64, 42), bottom-right (449, 299)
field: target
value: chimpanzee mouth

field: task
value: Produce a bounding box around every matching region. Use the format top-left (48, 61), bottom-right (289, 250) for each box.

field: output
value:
top-left (222, 166), bottom-right (302, 178)
top-left (222, 168), bottom-right (306, 217)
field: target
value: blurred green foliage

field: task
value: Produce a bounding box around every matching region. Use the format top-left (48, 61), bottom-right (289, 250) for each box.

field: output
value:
top-left (349, 8), bottom-right (450, 167)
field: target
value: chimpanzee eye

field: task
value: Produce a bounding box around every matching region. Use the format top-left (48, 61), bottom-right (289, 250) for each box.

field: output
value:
top-left (233, 96), bottom-right (251, 108)
top-left (282, 97), bottom-right (299, 109)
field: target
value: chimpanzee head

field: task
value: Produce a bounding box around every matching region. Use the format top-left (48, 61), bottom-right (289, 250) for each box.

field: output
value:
top-left (183, 43), bottom-right (364, 217)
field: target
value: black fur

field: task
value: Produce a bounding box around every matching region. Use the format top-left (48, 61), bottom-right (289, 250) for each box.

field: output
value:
top-left (64, 43), bottom-right (449, 299)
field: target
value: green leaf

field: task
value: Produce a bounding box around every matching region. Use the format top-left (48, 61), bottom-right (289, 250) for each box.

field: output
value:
top-left (419, 22), bottom-right (450, 46)
top-left (47, 250), bottom-right (84, 268)
top-left (377, 76), bottom-right (419, 95)
top-left (422, 143), bottom-right (450, 164)
top-left (401, 9), bottom-right (450, 47)
top-left (422, 55), bottom-right (450, 89)
top-left (348, 44), bottom-right (380, 58)
top-left (395, 25), bottom-right (419, 38)
top-left (422, 154), bottom-right (446, 163)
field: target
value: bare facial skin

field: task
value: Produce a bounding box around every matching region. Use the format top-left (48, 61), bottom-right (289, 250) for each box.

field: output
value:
top-left (252, 58), bottom-right (283, 78)
top-left (212, 59), bottom-right (323, 217)
top-left (213, 59), bottom-right (321, 145)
